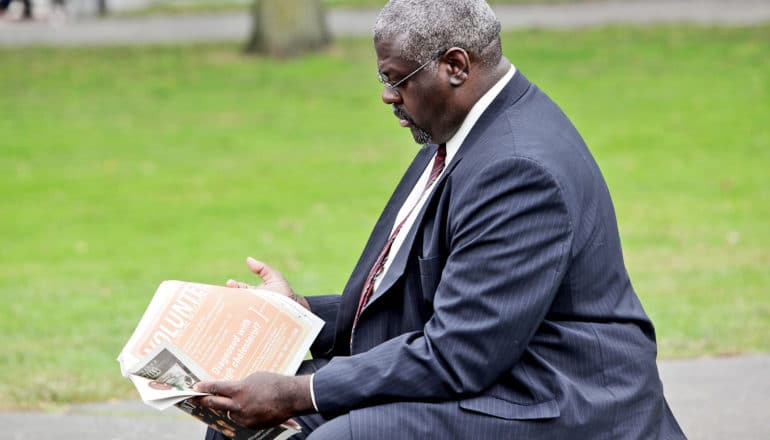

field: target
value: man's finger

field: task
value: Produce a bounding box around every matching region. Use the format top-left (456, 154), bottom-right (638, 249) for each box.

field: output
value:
top-left (246, 257), bottom-right (285, 283)
top-left (194, 380), bottom-right (238, 396)
top-left (198, 395), bottom-right (240, 412)
top-left (226, 279), bottom-right (252, 289)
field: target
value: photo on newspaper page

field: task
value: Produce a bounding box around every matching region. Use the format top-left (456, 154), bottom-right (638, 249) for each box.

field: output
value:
top-left (128, 342), bottom-right (210, 410)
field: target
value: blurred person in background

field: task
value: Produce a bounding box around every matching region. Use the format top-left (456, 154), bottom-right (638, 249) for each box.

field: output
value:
top-left (0, 0), bottom-right (32, 20)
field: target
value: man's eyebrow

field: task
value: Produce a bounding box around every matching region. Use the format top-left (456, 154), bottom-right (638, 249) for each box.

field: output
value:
top-left (379, 65), bottom-right (403, 78)
top-left (377, 66), bottom-right (394, 80)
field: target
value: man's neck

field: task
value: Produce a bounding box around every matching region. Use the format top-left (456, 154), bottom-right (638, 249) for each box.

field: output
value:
top-left (440, 57), bottom-right (513, 144)
top-left (443, 57), bottom-right (513, 140)
top-left (470, 57), bottom-right (513, 105)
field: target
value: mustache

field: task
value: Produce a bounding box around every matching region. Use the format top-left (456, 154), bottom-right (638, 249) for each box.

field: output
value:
top-left (392, 106), bottom-right (413, 123)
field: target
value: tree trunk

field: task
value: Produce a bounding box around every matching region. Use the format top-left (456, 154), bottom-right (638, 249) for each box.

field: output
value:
top-left (245, 0), bottom-right (331, 57)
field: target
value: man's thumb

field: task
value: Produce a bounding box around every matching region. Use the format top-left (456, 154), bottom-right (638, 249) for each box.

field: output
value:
top-left (246, 257), bottom-right (279, 282)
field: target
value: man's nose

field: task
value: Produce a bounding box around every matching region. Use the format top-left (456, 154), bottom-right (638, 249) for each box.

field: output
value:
top-left (381, 86), bottom-right (401, 105)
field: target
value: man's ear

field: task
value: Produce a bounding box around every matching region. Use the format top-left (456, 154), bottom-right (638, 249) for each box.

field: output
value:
top-left (442, 47), bottom-right (470, 87)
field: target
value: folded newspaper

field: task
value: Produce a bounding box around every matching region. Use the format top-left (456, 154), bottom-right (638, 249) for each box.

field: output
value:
top-left (118, 280), bottom-right (324, 440)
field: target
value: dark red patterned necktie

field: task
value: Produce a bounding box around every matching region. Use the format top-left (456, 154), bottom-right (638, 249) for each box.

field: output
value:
top-left (351, 144), bottom-right (447, 343)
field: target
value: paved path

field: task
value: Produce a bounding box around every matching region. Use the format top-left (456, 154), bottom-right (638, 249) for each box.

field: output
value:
top-left (3, 354), bottom-right (769, 439)
top-left (1, 0), bottom-right (769, 47)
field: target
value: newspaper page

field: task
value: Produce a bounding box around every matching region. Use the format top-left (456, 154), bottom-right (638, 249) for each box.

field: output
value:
top-left (118, 280), bottom-right (324, 440)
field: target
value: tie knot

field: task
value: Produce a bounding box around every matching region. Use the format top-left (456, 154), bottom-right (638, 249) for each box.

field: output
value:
top-left (437, 143), bottom-right (447, 160)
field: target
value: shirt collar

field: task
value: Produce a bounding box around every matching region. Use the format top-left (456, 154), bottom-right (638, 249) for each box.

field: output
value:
top-left (444, 64), bottom-right (516, 164)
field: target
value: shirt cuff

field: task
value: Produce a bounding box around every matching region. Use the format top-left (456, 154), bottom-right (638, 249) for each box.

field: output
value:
top-left (309, 373), bottom-right (319, 412)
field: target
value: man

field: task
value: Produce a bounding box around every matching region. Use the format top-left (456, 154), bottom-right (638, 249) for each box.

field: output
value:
top-left (0, 0), bottom-right (32, 20)
top-left (197, 1), bottom-right (686, 438)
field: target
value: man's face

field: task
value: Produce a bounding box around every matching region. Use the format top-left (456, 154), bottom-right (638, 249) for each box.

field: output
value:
top-left (375, 36), bottom-right (456, 145)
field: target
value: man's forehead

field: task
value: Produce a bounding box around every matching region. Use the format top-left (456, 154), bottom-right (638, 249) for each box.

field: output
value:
top-left (375, 35), bottom-right (411, 70)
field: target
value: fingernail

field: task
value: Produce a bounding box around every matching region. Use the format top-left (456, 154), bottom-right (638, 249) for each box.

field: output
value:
top-left (246, 257), bottom-right (257, 264)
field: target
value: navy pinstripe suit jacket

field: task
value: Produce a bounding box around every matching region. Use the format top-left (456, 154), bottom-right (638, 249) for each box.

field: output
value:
top-left (306, 71), bottom-right (686, 439)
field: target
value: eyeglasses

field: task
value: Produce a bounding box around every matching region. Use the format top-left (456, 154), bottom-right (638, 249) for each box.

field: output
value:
top-left (377, 57), bottom-right (436, 93)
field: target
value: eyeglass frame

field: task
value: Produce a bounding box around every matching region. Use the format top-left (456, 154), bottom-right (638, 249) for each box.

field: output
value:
top-left (377, 50), bottom-right (445, 93)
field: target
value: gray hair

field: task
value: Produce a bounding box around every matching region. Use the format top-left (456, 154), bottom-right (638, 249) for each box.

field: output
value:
top-left (374, 0), bottom-right (502, 67)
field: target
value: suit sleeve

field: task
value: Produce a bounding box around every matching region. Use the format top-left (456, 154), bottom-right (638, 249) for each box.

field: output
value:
top-left (305, 294), bottom-right (341, 358)
top-left (312, 157), bottom-right (574, 416)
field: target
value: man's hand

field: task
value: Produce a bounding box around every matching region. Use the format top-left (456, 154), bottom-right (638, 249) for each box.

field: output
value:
top-left (227, 257), bottom-right (311, 312)
top-left (194, 373), bottom-right (314, 429)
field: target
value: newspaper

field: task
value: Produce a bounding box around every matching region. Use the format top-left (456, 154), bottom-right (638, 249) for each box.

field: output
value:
top-left (118, 280), bottom-right (324, 440)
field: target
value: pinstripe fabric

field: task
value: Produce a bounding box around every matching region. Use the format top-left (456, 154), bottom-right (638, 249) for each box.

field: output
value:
top-left (304, 71), bottom-right (685, 439)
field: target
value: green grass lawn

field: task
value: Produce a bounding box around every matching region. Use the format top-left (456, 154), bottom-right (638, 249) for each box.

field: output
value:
top-left (1, 25), bottom-right (768, 409)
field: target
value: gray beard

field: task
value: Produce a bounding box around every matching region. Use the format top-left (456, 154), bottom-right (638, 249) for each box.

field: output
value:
top-left (411, 126), bottom-right (433, 145)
